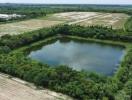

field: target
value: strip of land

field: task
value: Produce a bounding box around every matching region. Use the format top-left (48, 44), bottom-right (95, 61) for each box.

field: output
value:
top-left (0, 73), bottom-right (73, 100)
top-left (0, 19), bottom-right (62, 36)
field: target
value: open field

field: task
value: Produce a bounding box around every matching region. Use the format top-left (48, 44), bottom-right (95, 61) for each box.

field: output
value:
top-left (0, 12), bottom-right (129, 36)
top-left (50, 12), bottom-right (130, 29)
top-left (0, 73), bottom-right (73, 100)
top-left (0, 19), bottom-right (62, 36)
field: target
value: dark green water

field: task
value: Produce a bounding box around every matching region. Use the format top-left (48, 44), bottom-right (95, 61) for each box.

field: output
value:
top-left (28, 38), bottom-right (125, 76)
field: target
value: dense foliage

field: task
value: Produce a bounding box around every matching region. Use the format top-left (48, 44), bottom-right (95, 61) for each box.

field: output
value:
top-left (0, 25), bottom-right (131, 50)
top-left (0, 52), bottom-right (114, 99)
top-left (125, 17), bottom-right (132, 32)
top-left (0, 24), bottom-right (131, 99)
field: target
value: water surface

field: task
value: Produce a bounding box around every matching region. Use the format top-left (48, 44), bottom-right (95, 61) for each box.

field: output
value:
top-left (28, 38), bottom-right (125, 76)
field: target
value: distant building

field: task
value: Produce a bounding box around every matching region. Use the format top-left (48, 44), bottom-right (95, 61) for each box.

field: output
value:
top-left (0, 14), bottom-right (25, 20)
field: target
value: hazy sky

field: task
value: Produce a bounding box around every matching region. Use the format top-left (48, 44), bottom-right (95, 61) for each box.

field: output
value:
top-left (0, 0), bottom-right (132, 4)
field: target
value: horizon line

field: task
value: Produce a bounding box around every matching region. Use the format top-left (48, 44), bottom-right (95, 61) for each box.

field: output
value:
top-left (0, 3), bottom-right (132, 5)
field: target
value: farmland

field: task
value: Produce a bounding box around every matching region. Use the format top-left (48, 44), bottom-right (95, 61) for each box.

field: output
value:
top-left (50, 12), bottom-right (130, 29)
top-left (0, 12), bottom-right (129, 36)
top-left (0, 19), bottom-right (62, 36)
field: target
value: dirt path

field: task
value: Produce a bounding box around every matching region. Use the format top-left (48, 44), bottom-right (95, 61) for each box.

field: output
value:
top-left (0, 73), bottom-right (73, 100)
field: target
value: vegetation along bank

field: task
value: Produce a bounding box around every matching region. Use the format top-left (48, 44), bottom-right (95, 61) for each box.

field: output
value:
top-left (0, 24), bottom-right (132, 99)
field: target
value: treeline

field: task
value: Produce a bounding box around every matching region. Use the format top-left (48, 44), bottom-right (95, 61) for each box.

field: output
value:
top-left (0, 25), bottom-right (132, 99)
top-left (115, 48), bottom-right (132, 99)
top-left (0, 27), bottom-right (57, 49)
top-left (1, 4), bottom-right (132, 15)
top-left (0, 25), bottom-right (132, 50)
top-left (0, 4), bottom-right (132, 23)
top-left (53, 25), bottom-right (132, 42)
top-left (125, 17), bottom-right (132, 32)
top-left (0, 6), bottom-right (47, 23)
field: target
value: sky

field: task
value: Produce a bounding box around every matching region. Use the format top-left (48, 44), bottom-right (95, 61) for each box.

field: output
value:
top-left (0, 0), bottom-right (132, 5)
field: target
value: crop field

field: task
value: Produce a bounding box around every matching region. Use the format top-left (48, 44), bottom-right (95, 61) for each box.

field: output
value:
top-left (0, 19), bottom-right (62, 36)
top-left (50, 12), bottom-right (130, 29)
top-left (0, 73), bottom-right (72, 100)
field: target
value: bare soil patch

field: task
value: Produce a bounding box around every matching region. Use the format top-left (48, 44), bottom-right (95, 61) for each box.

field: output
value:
top-left (0, 19), bottom-right (62, 36)
top-left (52, 12), bottom-right (130, 29)
top-left (0, 73), bottom-right (73, 100)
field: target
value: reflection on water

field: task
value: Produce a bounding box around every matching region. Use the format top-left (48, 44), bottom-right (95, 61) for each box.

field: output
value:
top-left (28, 38), bottom-right (125, 76)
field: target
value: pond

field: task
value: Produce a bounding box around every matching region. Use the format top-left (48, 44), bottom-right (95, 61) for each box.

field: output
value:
top-left (28, 38), bottom-right (125, 76)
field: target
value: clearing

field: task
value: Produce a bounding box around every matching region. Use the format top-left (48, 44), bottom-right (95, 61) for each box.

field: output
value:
top-left (49, 12), bottom-right (130, 29)
top-left (0, 73), bottom-right (73, 100)
top-left (0, 12), bottom-right (129, 36)
top-left (0, 19), bottom-right (62, 36)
